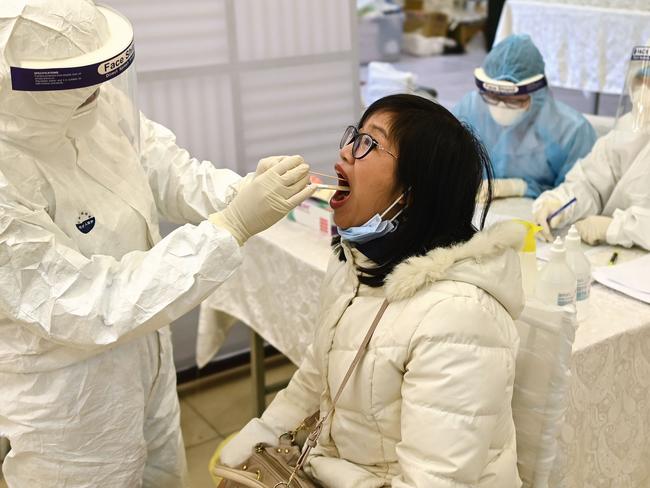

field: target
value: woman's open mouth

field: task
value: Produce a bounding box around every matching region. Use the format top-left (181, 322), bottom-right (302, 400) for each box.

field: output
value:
top-left (330, 170), bottom-right (351, 209)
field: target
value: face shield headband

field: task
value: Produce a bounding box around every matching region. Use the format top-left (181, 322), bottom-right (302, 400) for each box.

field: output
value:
top-left (474, 68), bottom-right (547, 97)
top-left (631, 45), bottom-right (650, 63)
top-left (8, 6), bottom-right (135, 92)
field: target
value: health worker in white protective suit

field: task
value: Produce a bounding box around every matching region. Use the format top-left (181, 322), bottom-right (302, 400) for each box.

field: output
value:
top-left (534, 44), bottom-right (650, 250)
top-left (0, 1), bottom-right (315, 487)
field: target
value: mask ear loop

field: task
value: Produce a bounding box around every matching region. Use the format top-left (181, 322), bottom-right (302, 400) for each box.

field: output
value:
top-left (381, 186), bottom-right (412, 222)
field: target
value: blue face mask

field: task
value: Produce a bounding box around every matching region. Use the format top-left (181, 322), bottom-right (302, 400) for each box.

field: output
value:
top-left (337, 191), bottom-right (406, 244)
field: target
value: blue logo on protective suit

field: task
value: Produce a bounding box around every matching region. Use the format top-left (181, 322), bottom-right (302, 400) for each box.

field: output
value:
top-left (76, 211), bottom-right (96, 234)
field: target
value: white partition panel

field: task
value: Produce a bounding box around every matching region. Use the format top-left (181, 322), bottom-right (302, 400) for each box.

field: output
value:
top-left (106, 0), bottom-right (359, 175)
top-left (137, 71), bottom-right (238, 171)
top-left (234, 0), bottom-right (352, 61)
top-left (240, 60), bottom-right (357, 172)
top-left (109, 0), bottom-right (230, 71)
top-left (103, 0), bottom-right (360, 369)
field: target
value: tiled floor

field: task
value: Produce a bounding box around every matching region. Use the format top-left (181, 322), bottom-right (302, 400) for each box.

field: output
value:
top-left (180, 358), bottom-right (297, 488)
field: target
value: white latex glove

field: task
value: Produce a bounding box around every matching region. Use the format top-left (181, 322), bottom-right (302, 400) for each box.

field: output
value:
top-left (228, 172), bottom-right (255, 203)
top-left (228, 156), bottom-right (301, 204)
top-left (477, 178), bottom-right (527, 202)
top-left (220, 418), bottom-right (280, 467)
top-left (256, 155), bottom-right (292, 176)
top-left (532, 197), bottom-right (567, 242)
top-left (575, 215), bottom-right (613, 245)
top-left (210, 156), bottom-right (315, 245)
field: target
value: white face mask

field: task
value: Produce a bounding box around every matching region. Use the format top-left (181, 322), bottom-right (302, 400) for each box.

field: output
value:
top-left (628, 86), bottom-right (650, 131)
top-left (488, 102), bottom-right (527, 127)
top-left (631, 87), bottom-right (650, 112)
top-left (66, 91), bottom-right (100, 139)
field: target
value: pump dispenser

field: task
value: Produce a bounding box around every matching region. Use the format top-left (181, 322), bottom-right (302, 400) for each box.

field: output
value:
top-left (535, 237), bottom-right (577, 307)
top-left (566, 225), bottom-right (592, 321)
top-left (517, 220), bottom-right (542, 296)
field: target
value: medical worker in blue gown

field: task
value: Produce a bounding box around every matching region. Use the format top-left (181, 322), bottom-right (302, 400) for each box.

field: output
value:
top-left (453, 34), bottom-right (597, 199)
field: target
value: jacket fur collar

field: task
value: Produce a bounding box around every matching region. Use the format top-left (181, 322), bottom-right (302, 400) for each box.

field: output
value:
top-left (384, 221), bottom-right (526, 302)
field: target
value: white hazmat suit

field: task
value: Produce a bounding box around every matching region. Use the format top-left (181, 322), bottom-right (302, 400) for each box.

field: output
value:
top-left (533, 46), bottom-right (650, 250)
top-left (533, 114), bottom-right (650, 249)
top-left (0, 1), bottom-right (312, 486)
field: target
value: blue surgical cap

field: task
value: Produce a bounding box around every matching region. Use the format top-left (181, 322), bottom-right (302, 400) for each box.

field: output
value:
top-left (483, 34), bottom-right (545, 83)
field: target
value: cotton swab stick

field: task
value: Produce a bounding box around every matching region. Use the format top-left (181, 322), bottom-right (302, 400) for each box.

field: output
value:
top-left (313, 184), bottom-right (350, 191)
top-left (310, 171), bottom-right (348, 181)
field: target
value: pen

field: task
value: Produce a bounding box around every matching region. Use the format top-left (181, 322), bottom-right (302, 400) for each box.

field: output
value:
top-left (546, 197), bottom-right (577, 224)
top-left (608, 252), bottom-right (619, 266)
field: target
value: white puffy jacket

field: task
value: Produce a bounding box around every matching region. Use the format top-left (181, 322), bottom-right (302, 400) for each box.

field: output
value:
top-left (225, 221), bottom-right (525, 487)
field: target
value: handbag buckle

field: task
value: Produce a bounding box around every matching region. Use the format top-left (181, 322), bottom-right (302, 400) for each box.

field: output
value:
top-left (279, 431), bottom-right (296, 444)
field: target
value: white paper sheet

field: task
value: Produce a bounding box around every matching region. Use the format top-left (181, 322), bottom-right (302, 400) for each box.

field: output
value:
top-left (592, 253), bottom-right (650, 304)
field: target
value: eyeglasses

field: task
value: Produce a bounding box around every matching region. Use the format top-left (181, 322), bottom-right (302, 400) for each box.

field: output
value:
top-left (339, 125), bottom-right (397, 160)
top-left (479, 92), bottom-right (530, 109)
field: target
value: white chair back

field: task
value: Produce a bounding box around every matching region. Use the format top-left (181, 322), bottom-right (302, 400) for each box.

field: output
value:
top-left (512, 298), bottom-right (577, 488)
top-left (584, 113), bottom-right (615, 138)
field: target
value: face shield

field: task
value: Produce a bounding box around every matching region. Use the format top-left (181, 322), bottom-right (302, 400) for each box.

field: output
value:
top-left (474, 68), bottom-right (547, 126)
top-left (7, 4), bottom-right (139, 150)
top-left (614, 45), bottom-right (650, 134)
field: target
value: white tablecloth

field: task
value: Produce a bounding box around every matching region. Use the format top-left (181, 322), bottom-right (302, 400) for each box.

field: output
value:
top-left (495, 0), bottom-right (650, 94)
top-left (197, 218), bottom-right (330, 367)
top-left (197, 198), bottom-right (650, 486)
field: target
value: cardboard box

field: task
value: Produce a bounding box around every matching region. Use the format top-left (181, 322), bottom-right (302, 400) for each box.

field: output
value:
top-left (449, 18), bottom-right (485, 49)
top-left (288, 198), bottom-right (337, 238)
top-left (405, 0), bottom-right (454, 13)
top-left (404, 0), bottom-right (424, 9)
top-left (404, 10), bottom-right (448, 37)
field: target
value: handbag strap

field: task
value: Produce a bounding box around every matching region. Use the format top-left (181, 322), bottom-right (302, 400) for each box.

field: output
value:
top-left (329, 298), bottom-right (390, 411)
top-left (290, 299), bottom-right (390, 479)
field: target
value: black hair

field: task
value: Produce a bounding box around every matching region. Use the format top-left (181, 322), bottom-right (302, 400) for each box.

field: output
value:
top-left (334, 94), bottom-right (493, 287)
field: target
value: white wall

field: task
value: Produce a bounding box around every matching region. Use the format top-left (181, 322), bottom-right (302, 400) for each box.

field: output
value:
top-left (104, 0), bottom-right (360, 369)
top-left (106, 0), bottom-right (360, 174)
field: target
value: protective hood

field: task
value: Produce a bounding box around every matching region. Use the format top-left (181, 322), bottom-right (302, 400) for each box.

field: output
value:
top-left (478, 34), bottom-right (549, 130)
top-left (384, 220), bottom-right (526, 318)
top-left (615, 44), bottom-right (650, 134)
top-left (485, 34), bottom-right (545, 83)
top-left (0, 0), bottom-right (133, 149)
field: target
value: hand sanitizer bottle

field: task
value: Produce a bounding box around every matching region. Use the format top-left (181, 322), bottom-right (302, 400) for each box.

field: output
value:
top-left (535, 237), bottom-right (577, 308)
top-left (565, 225), bottom-right (592, 321)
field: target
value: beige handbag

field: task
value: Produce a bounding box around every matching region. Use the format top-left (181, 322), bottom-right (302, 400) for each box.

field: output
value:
top-left (213, 300), bottom-right (390, 488)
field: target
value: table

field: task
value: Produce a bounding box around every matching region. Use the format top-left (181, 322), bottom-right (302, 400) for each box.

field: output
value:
top-left (197, 198), bottom-right (650, 487)
top-left (495, 0), bottom-right (650, 98)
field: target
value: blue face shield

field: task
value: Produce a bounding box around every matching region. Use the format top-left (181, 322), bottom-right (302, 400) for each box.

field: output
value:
top-left (337, 191), bottom-right (406, 244)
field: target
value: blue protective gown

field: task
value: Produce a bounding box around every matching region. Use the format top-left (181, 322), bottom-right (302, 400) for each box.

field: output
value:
top-left (453, 35), bottom-right (597, 198)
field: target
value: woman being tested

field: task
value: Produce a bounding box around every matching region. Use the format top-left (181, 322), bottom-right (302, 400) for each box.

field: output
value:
top-left (221, 94), bottom-right (526, 487)
top-left (454, 34), bottom-right (596, 199)
top-left (0, 1), bottom-right (313, 486)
